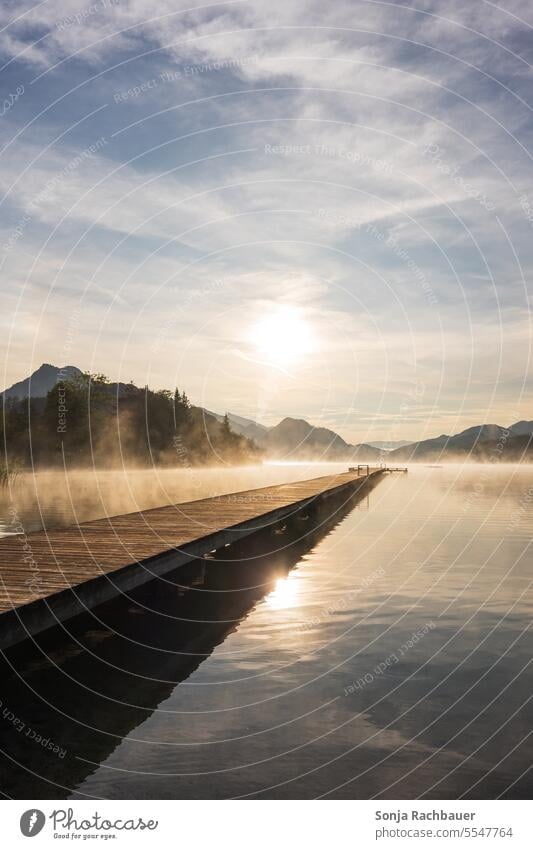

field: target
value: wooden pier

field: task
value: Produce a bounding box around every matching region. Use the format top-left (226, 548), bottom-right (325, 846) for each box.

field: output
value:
top-left (0, 468), bottom-right (385, 650)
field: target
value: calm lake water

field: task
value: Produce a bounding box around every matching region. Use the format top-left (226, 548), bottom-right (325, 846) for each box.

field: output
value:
top-left (0, 463), bottom-right (531, 799)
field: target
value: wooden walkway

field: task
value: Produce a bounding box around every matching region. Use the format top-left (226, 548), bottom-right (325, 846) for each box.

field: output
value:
top-left (0, 469), bottom-right (384, 648)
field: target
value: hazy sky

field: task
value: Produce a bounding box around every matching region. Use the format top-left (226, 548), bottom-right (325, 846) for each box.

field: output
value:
top-left (0, 0), bottom-right (532, 442)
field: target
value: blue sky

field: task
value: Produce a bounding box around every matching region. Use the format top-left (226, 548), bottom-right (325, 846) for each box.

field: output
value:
top-left (0, 0), bottom-right (532, 442)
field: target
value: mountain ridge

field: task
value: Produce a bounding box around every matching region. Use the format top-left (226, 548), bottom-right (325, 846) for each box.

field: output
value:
top-left (1, 363), bottom-right (82, 401)
top-left (3, 364), bottom-right (532, 462)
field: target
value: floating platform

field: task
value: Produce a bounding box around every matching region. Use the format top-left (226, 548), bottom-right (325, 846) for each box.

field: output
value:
top-left (0, 469), bottom-right (385, 650)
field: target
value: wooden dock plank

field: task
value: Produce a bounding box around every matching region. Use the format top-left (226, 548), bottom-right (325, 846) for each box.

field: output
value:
top-left (0, 469), bottom-right (384, 647)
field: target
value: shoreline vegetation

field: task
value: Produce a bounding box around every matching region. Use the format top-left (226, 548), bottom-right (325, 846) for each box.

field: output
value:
top-left (1, 372), bottom-right (261, 471)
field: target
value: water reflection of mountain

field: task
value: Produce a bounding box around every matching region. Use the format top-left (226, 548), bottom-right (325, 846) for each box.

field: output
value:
top-left (0, 479), bottom-right (378, 799)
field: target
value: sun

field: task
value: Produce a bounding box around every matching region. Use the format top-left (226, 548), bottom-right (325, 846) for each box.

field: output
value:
top-left (251, 306), bottom-right (315, 365)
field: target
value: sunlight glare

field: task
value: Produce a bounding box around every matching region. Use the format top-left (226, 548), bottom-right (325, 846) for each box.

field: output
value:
top-left (265, 576), bottom-right (299, 610)
top-left (251, 307), bottom-right (315, 365)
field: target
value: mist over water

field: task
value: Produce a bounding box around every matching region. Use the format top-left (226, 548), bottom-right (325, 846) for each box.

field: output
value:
top-left (0, 462), bottom-right (346, 535)
top-left (0, 463), bottom-right (531, 799)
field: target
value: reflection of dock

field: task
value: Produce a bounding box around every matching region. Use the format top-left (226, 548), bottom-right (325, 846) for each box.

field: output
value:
top-left (0, 469), bottom-right (385, 649)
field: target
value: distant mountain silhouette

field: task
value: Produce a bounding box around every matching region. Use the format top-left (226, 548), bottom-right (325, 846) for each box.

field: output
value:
top-left (220, 414), bottom-right (533, 462)
top-left (471, 433), bottom-right (533, 461)
top-left (265, 416), bottom-right (353, 459)
top-left (365, 440), bottom-right (413, 450)
top-left (389, 423), bottom-right (533, 461)
top-left (205, 410), bottom-right (269, 445)
top-left (509, 420), bottom-right (533, 436)
top-left (3, 365), bottom-right (532, 463)
top-left (207, 412), bottom-right (388, 460)
top-left (223, 415), bottom-right (381, 461)
top-left (1, 363), bottom-right (82, 401)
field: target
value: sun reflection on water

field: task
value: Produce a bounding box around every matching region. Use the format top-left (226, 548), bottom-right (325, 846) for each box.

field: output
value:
top-left (265, 576), bottom-right (299, 610)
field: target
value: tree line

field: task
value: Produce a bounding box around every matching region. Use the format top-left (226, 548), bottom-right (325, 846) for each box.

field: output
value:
top-left (1, 372), bottom-right (261, 468)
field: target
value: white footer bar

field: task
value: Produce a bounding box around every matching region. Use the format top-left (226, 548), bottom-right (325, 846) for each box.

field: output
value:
top-left (3, 799), bottom-right (530, 848)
